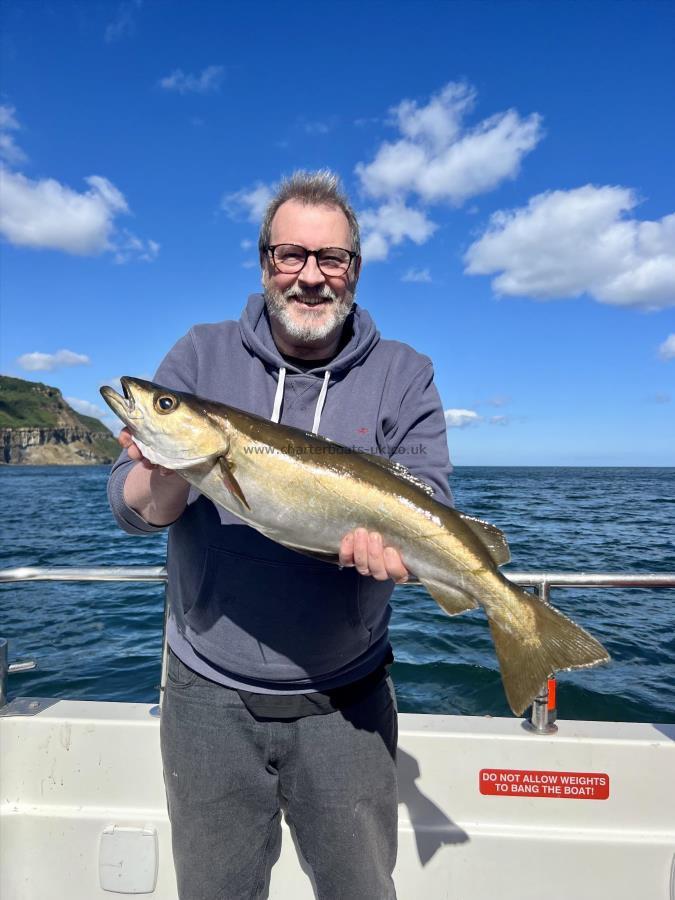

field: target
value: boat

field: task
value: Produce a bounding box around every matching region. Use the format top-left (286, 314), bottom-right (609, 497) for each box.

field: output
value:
top-left (1, 566), bottom-right (674, 899)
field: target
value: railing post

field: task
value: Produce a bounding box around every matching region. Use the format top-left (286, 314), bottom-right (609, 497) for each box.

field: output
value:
top-left (0, 638), bottom-right (8, 708)
top-left (0, 637), bottom-right (37, 708)
top-left (156, 585), bottom-right (171, 716)
top-left (524, 581), bottom-right (559, 734)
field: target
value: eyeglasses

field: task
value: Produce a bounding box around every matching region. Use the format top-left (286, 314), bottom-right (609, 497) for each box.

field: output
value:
top-left (265, 244), bottom-right (357, 277)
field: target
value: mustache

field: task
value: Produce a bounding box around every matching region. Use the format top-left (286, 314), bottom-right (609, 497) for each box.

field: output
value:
top-left (281, 284), bottom-right (340, 304)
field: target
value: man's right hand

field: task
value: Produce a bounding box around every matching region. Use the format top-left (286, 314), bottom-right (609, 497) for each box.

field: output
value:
top-left (118, 427), bottom-right (175, 476)
top-left (119, 428), bottom-right (190, 525)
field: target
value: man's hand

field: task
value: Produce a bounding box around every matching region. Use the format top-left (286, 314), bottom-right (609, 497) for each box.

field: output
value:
top-left (339, 528), bottom-right (409, 583)
top-left (118, 428), bottom-right (190, 525)
top-left (118, 427), bottom-right (174, 476)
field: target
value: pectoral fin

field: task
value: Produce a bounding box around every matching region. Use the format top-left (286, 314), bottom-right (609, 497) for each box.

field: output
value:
top-left (279, 542), bottom-right (341, 565)
top-left (419, 577), bottom-right (479, 616)
top-left (218, 456), bottom-right (250, 510)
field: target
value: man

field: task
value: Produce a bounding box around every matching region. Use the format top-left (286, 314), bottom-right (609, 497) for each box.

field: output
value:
top-left (108, 170), bottom-right (452, 899)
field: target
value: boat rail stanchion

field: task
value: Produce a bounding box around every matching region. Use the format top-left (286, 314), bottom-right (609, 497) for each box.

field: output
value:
top-left (524, 580), bottom-right (559, 734)
top-left (0, 637), bottom-right (37, 708)
top-left (526, 678), bottom-right (558, 734)
top-left (151, 588), bottom-right (171, 718)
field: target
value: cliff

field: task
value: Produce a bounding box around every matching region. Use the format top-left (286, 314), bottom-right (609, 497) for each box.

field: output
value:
top-left (0, 375), bottom-right (120, 465)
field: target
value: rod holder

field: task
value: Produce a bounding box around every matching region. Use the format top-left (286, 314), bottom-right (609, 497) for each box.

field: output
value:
top-left (524, 678), bottom-right (558, 734)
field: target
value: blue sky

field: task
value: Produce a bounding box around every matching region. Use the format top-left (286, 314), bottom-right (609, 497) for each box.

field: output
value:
top-left (1, 0), bottom-right (673, 465)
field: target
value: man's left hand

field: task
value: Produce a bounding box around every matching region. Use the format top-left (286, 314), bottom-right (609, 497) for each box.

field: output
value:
top-left (339, 528), bottom-right (409, 583)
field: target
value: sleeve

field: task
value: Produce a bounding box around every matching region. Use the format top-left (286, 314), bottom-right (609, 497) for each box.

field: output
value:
top-left (106, 330), bottom-right (199, 535)
top-left (380, 362), bottom-right (453, 507)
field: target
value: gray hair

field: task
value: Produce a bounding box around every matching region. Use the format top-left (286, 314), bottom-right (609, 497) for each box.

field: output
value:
top-left (258, 170), bottom-right (361, 261)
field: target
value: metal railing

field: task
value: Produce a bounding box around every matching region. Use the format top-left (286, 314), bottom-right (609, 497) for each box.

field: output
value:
top-left (1, 566), bottom-right (674, 730)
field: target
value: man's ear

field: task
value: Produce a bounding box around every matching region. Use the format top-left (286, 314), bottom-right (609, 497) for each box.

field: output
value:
top-left (260, 255), bottom-right (271, 287)
top-left (354, 255), bottom-right (362, 282)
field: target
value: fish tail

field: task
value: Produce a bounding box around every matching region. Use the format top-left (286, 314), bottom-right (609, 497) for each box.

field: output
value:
top-left (487, 585), bottom-right (610, 717)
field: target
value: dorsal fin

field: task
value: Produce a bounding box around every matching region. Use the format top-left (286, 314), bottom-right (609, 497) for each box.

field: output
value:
top-left (361, 453), bottom-right (435, 496)
top-left (458, 513), bottom-right (511, 566)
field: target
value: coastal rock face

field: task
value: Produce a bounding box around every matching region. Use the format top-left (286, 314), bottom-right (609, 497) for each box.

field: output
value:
top-left (0, 376), bottom-right (120, 465)
top-left (1, 426), bottom-right (119, 464)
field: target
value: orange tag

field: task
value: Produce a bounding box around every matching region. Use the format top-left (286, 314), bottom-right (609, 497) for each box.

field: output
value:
top-left (547, 678), bottom-right (557, 710)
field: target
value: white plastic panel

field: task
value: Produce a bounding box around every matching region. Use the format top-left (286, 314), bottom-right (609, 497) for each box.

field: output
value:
top-left (1, 702), bottom-right (673, 900)
top-left (99, 825), bottom-right (158, 894)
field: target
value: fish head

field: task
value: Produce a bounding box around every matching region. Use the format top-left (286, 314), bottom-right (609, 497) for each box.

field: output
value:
top-left (100, 377), bottom-right (229, 469)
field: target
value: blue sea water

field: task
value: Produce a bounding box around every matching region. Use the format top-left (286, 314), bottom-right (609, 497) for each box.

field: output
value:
top-left (1, 466), bottom-right (674, 722)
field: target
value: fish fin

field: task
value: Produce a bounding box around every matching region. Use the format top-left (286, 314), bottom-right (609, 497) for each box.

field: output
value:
top-left (361, 454), bottom-right (435, 496)
top-left (218, 456), bottom-right (250, 510)
top-left (457, 513), bottom-right (511, 566)
top-left (487, 585), bottom-right (610, 716)
top-left (419, 578), bottom-right (479, 615)
top-left (282, 544), bottom-right (341, 565)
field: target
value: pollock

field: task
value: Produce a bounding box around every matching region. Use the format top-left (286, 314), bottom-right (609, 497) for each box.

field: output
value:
top-left (101, 377), bottom-right (610, 715)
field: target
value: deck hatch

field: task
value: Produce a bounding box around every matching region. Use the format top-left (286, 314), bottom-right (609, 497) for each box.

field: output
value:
top-left (99, 825), bottom-right (159, 894)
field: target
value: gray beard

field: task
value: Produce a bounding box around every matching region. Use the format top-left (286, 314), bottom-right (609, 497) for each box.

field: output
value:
top-left (263, 281), bottom-right (354, 344)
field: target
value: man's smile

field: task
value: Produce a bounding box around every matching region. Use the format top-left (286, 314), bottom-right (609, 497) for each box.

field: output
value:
top-left (291, 296), bottom-right (331, 308)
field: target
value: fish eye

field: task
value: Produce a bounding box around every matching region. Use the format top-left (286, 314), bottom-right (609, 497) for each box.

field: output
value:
top-left (154, 393), bottom-right (179, 414)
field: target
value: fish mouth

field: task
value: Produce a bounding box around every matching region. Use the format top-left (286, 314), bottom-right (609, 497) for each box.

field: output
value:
top-left (99, 376), bottom-right (140, 425)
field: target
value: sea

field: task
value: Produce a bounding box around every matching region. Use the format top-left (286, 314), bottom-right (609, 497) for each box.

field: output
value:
top-left (1, 465), bottom-right (674, 723)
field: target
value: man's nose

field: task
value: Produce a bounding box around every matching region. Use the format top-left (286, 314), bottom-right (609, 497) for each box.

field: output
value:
top-left (298, 253), bottom-right (325, 288)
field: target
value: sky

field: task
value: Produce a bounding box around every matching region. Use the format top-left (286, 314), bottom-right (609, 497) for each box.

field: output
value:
top-left (1, 0), bottom-right (674, 465)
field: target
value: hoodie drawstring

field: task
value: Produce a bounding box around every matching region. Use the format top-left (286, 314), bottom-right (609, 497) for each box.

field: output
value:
top-left (270, 367), bottom-right (331, 435)
top-left (271, 367), bottom-right (286, 423)
top-left (311, 371), bottom-right (331, 435)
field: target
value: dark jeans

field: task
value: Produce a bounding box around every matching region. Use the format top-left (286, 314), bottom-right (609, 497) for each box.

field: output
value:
top-left (160, 650), bottom-right (399, 900)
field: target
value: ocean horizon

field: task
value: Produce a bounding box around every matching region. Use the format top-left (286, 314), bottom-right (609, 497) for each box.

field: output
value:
top-left (1, 464), bottom-right (674, 723)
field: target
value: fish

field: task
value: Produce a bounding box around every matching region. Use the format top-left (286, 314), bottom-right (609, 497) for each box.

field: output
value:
top-left (101, 376), bottom-right (610, 716)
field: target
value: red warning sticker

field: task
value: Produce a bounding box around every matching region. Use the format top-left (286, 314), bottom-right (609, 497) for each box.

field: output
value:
top-left (479, 768), bottom-right (610, 799)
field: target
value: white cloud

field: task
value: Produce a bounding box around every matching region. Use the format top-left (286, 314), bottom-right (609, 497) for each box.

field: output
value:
top-left (105, 0), bottom-right (142, 43)
top-left (65, 397), bottom-right (109, 420)
top-left (0, 105), bottom-right (27, 166)
top-left (354, 82), bottom-right (542, 261)
top-left (0, 112), bottom-right (158, 262)
top-left (487, 394), bottom-right (511, 407)
top-left (659, 334), bottom-right (675, 360)
top-left (240, 238), bottom-right (254, 249)
top-left (159, 65), bottom-right (224, 95)
top-left (356, 82), bottom-right (543, 205)
top-left (464, 185), bottom-right (675, 310)
top-left (489, 415), bottom-right (510, 426)
top-left (359, 200), bottom-right (437, 262)
top-left (301, 118), bottom-right (337, 135)
top-left (402, 267), bottom-right (432, 283)
top-left (444, 408), bottom-right (481, 428)
top-left (1, 168), bottom-right (129, 255)
top-left (114, 232), bottom-right (160, 264)
top-left (18, 350), bottom-right (91, 372)
top-left (222, 182), bottom-right (275, 224)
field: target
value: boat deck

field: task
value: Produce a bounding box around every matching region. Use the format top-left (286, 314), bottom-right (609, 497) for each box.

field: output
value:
top-left (2, 700), bottom-right (674, 899)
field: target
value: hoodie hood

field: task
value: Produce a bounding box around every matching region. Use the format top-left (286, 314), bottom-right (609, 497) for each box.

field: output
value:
top-left (238, 293), bottom-right (380, 375)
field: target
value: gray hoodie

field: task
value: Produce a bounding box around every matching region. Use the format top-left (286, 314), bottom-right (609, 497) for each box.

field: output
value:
top-left (108, 294), bottom-right (453, 693)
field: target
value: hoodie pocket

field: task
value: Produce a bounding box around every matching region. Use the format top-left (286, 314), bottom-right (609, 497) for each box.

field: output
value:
top-left (185, 547), bottom-right (372, 679)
